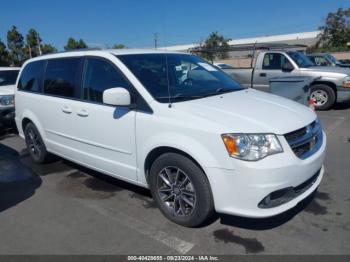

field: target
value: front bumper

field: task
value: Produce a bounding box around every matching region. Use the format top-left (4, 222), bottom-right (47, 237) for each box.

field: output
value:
top-left (205, 131), bottom-right (326, 218)
top-left (0, 106), bottom-right (15, 129)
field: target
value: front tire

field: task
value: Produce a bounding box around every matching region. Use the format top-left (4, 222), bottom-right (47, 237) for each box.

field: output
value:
top-left (24, 123), bottom-right (51, 164)
top-left (149, 153), bottom-right (214, 227)
top-left (310, 84), bottom-right (336, 110)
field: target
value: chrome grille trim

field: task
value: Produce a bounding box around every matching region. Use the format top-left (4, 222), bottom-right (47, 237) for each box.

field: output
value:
top-left (284, 119), bottom-right (323, 159)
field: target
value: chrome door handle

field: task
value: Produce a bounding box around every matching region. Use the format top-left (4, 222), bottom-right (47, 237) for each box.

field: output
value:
top-left (62, 106), bottom-right (72, 114)
top-left (77, 109), bottom-right (89, 117)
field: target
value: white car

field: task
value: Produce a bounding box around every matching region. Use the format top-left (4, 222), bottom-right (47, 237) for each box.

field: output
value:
top-left (0, 67), bottom-right (20, 130)
top-left (15, 49), bottom-right (326, 227)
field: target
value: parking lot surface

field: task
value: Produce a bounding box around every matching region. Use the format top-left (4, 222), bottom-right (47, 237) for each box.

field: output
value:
top-left (0, 102), bottom-right (349, 255)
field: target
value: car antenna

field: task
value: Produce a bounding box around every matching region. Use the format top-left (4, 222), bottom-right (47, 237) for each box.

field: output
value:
top-left (164, 53), bottom-right (172, 108)
top-left (159, 1), bottom-right (172, 108)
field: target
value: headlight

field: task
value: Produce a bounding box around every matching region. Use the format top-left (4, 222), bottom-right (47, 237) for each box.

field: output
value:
top-left (222, 133), bottom-right (283, 161)
top-left (0, 95), bottom-right (15, 107)
top-left (343, 76), bottom-right (350, 88)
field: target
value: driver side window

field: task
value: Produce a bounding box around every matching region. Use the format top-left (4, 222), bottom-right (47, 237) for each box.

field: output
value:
top-left (262, 53), bottom-right (292, 70)
top-left (82, 57), bottom-right (132, 103)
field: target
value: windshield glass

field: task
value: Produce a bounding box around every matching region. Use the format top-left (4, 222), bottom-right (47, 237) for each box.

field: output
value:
top-left (325, 54), bottom-right (338, 64)
top-left (117, 54), bottom-right (243, 103)
top-left (0, 70), bottom-right (19, 87)
top-left (287, 52), bottom-right (314, 68)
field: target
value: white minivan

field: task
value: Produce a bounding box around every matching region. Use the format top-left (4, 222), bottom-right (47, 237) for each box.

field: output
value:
top-left (15, 49), bottom-right (326, 227)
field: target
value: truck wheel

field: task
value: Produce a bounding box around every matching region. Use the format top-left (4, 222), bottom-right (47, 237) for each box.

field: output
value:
top-left (310, 84), bottom-right (335, 110)
top-left (24, 123), bottom-right (51, 164)
top-left (149, 153), bottom-right (214, 227)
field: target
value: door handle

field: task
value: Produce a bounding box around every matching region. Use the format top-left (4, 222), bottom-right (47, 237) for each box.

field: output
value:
top-left (62, 106), bottom-right (72, 114)
top-left (77, 109), bottom-right (89, 117)
top-left (260, 73), bottom-right (267, 77)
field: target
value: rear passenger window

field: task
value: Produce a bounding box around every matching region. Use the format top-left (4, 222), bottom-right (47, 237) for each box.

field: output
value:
top-left (18, 61), bottom-right (45, 92)
top-left (44, 58), bottom-right (81, 98)
top-left (82, 57), bottom-right (132, 103)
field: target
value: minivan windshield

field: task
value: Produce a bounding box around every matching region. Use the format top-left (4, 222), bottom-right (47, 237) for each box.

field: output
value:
top-left (0, 70), bottom-right (19, 87)
top-left (117, 54), bottom-right (243, 103)
top-left (287, 52), bottom-right (314, 68)
top-left (325, 54), bottom-right (338, 64)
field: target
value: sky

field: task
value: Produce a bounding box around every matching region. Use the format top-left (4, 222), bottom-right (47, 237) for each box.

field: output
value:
top-left (0, 0), bottom-right (349, 50)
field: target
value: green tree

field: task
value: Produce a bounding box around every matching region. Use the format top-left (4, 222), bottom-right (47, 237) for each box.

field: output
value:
top-left (41, 44), bottom-right (57, 54)
top-left (0, 38), bottom-right (9, 66)
top-left (7, 26), bottom-right (25, 66)
top-left (64, 37), bottom-right (87, 50)
top-left (199, 32), bottom-right (230, 63)
top-left (113, 44), bottom-right (126, 49)
top-left (26, 28), bottom-right (42, 58)
top-left (316, 8), bottom-right (350, 51)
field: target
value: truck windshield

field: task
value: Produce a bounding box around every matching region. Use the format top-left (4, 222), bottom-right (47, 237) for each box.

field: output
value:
top-left (0, 70), bottom-right (19, 87)
top-left (287, 52), bottom-right (314, 68)
top-left (117, 53), bottom-right (243, 103)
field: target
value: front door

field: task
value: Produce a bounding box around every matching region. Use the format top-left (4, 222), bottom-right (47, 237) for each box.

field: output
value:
top-left (254, 53), bottom-right (295, 92)
top-left (71, 56), bottom-right (137, 181)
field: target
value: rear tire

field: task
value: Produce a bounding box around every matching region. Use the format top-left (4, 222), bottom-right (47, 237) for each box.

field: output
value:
top-left (149, 153), bottom-right (214, 227)
top-left (310, 84), bottom-right (336, 110)
top-left (24, 123), bottom-right (51, 164)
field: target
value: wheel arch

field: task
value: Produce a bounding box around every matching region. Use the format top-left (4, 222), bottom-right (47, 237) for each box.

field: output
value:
top-left (311, 81), bottom-right (337, 99)
top-left (20, 110), bottom-right (46, 140)
top-left (144, 146), bottom-right (206, 185)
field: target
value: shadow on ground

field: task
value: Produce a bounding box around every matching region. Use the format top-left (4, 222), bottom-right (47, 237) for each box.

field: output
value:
top-left (333, 101), bottom-right (350, 110)
top-left (0, 144), bottom-right (42, 212)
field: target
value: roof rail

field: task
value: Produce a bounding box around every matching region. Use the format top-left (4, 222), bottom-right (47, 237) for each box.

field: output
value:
top-left (42, 47), bottom-right (105, 56)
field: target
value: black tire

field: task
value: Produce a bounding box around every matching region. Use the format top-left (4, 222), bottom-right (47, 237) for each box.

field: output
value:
top-left (24, 122), bottom-right (51, 164)
top-left (310, 84), bottom-right (336, 110)
top-left (149, 152), bottom-right (214, 227)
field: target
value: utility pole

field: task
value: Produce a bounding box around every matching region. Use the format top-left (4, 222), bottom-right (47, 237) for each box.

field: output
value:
top-left (153, 33), bottom-right (158, 49)
top-left (28, 44), bottom-right (32, 58)
top-left (36, 32), bottom-right (42, 56)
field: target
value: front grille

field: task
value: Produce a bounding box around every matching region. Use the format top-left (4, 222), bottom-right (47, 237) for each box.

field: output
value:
top-left (284, 119), bottom-right (323, 159)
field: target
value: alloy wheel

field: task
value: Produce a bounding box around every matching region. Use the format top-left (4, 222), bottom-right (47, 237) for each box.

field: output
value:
top-left (26, 128), bottom-right (42, 159)
top-left (311, 90), bottom-right (328, 106)
top-left (157, 166), bottom-right (196, 217)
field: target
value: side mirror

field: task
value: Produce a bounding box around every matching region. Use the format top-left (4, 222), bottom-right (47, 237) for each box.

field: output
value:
top-left (0, 78), bottom-right (5, 84)
top-left (103, 87), bottom-right (131, 106)
top-left (282, 62), bottom-right (294, 72)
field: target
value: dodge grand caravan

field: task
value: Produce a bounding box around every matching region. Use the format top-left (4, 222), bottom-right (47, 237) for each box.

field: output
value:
top-left (15, 49), bottom-right (326, 227)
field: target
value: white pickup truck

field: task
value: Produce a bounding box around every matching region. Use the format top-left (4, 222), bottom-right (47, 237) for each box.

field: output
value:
top-left (223, 51), bottom-right (350, 110)
top-left (0, 67), bottom-right (20, 131)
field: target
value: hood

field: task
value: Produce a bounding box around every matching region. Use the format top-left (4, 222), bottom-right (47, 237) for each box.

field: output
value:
top-left (174, 89), bottom-right (316, 135)
top-left (0, 85), bottom-right (15, 96)
top-left (303, 66), bottom-right (350, 75)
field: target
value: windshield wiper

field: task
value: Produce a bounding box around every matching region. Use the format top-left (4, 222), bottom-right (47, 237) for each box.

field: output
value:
top-left (199, 88), bottom-right (235, 98)
top-left (157, 88), bottom-right (235, 102)
top-left (157, 93), bottom-right (204, 101)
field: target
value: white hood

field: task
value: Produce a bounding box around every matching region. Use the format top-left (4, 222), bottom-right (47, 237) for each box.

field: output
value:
top-left (0, 85), bottom-right (15, 96)
top-left (175, 89), bottom-right (316, 135)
